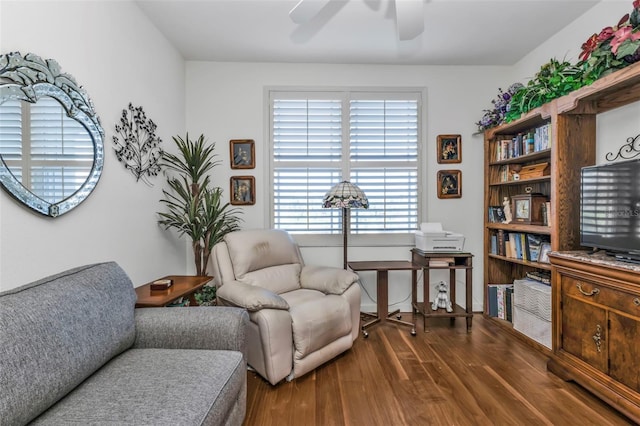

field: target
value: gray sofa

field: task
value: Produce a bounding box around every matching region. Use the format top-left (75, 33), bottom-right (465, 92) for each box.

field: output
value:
top-left (0, 262), bottom-right (249, 426)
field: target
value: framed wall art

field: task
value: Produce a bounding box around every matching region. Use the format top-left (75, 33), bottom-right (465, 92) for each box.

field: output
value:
top-left (437, 170), bottom-right (462, 199)
top-left (230, 139), bottom-right (255, 169)
top-left (437, 134), bottom-right (462, 164)
top-left (230, 176), bottom-right (255, 205)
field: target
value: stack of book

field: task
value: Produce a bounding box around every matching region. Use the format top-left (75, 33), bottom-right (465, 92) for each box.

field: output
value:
top-left (487, 284), bottom-right (514, 322)
top-left (493, 122), bottom-right (551, 161)
top-left (490, 230), bottom-right (549, 262)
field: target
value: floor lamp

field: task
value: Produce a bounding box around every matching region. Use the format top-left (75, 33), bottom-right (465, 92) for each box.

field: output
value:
top-left (322, 180), bottom-right (369, 269)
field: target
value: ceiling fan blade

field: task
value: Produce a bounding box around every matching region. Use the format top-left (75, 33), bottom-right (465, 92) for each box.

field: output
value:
top-left (395, 0), bottom-right (425, 41)
top-left (289, 0), bottom-right (332, 24)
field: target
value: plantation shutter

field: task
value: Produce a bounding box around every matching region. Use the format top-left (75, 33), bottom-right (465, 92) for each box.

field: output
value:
top-left (273, 97), bottom-right (343, 232)
top-left (349, 98), bottom-right (419, 233)
top-left (271, 90), bottom-right (420, 235)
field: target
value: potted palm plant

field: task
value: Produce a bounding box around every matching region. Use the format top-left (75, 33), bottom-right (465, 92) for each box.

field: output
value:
top-left (158, 133), bottom-right (242, 279)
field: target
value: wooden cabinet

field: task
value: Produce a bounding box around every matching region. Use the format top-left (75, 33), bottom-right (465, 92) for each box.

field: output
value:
top-left (483, 60), bottom-right (640, 350)
top-left (548, 251), bottom-right (640, 423)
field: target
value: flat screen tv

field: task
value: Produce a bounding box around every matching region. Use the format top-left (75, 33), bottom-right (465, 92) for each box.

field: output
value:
top-left (581, 158), bottom-right (640, 263)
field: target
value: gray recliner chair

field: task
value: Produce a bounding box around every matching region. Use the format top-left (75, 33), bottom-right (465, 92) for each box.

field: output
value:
top-left (210, 229), bottom-right (361, 385)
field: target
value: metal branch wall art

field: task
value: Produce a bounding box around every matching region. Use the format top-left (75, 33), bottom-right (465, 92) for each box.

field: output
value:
top-left (606, 133), bottom-right (640, 162)
top-left (113, 103), bottom-right (163, 185)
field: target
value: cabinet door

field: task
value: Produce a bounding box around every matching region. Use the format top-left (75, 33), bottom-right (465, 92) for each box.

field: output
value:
top-left (609, 311), bottom-right (640, 392)
top-left (562, 294), bottom-right (608, 372)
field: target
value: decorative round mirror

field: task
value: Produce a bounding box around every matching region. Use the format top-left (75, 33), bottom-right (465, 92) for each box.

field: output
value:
top-left (0, 52), bottom-right (104, 217)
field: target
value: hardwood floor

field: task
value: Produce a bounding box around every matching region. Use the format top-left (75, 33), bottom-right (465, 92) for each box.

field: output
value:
top-left (244, 314), bottom-right (634, 425)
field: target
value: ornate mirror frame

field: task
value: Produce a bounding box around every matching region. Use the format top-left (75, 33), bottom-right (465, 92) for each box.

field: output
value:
top-left (0, 52), bottom-right (104, 217)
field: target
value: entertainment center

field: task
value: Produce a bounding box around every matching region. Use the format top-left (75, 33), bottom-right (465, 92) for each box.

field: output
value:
top-left (484, 61), bottom-right (640, 422)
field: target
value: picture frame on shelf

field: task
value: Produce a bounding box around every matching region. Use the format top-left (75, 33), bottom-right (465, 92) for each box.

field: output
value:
top-left (437, 134), bottom-right (461, 164)
top-left (538, 242), bottom-right (552, 263)
top-left (230, 139), bottom-right (255, 169)
top-left (230, 176), bottom-right (255, 205)
top-left (437, 170), bottom-right (462, 199)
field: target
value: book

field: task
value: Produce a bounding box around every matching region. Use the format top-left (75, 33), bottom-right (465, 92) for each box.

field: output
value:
top-left (520, 233), bottom-right (529, 261)
top-left (505, 286), bottom-right (514, 322)
top-left (497, 230), bottom-right (505, 256)
top-left (488, 284), bottom-right (513, 318)
top-left (526, 270), bottom-right (551, 285)
top-left (497, 286), bottom-right (506, 319)
top-left (488, 285), bottom-right (498, 317)
top-left (545, 201), bottom-right (551, 227)
top-left (526, 234), bottom-right (542, 262)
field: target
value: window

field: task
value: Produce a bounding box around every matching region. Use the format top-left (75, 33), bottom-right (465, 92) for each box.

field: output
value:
top-left (270, 89), bottom-right (421, 236)
top-left (0, 97), bottom-right (93, 203)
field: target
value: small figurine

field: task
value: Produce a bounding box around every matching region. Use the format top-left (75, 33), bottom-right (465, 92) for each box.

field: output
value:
top-left (502, 196), bottom-right (512, 224)
top-left (432, 281), bottom-right (453, 313)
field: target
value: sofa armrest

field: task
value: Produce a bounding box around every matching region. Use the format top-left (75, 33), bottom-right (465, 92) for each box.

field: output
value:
top-left (216, 280), bottom-right (289, 312)
top-left (133, 306), bottom-right (248, 358)
top-left (300, 265), bottom-right (359, 295)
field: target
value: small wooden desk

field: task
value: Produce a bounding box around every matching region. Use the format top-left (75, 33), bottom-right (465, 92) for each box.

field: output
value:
top-left (410, 249), bottom-right (473, 332)
top-left (348, 261), bottom-right (420, 337)
top-left (135, 275), bottom-right (212, 308)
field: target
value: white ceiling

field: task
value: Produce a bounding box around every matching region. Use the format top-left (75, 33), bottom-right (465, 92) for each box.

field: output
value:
top-left (135, 0), bottom-right (600, 66)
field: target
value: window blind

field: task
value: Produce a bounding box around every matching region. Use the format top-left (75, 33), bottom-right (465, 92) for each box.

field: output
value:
top-left (271, 91), bottom-right (420, 235)
top-left (0, 97), bottom-right (93, 202)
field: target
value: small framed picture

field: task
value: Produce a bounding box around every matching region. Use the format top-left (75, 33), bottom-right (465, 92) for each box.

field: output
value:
top-left (230, 139), bottom-right (255, 169)
top-left (437, 134), bottom-right (462, 164)
top-left (538, 242), bottom-right (552, 263)
top-left (230, 176), bottom-right (255, 205)
top-left (437, 170), bottom-right (462, 199)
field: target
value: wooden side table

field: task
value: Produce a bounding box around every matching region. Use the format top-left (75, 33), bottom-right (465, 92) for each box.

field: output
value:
top-left (348, 261), bottom-right (420, 337)
top-left (135, 275), bottom-right (212, 308)
top-left (410, 249), bottom-right (473, 332)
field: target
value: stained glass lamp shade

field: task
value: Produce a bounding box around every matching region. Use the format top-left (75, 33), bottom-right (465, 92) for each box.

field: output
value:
top-left (322, 181), bottom-right (369, 269)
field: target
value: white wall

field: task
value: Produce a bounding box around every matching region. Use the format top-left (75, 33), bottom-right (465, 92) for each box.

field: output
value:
top-left (4, 0), bottom-right (632, 312)
top-left (0, 1), bottom-right (188, 290)
top-left (186, 62), bottom-right (510, 312)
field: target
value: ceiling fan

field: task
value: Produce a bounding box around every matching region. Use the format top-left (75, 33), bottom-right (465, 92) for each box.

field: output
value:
top-left (289, 0), bottom-right (425, 41)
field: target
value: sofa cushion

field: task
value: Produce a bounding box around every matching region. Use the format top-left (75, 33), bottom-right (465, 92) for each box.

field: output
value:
top-left (300, 265), bottom-right (359, 295)
top-left (240, 263), bottom-right (301, 294)
top-left (217, 280), bottom-right (290, 311)
top-left (224, 229), bottom-right (302, 277)
top-left (289, 294), bottom-right (352, 357)
top-left (0, 262), bottom-right (137, 426)
top-left (30, 348), bottom-right (246, 426)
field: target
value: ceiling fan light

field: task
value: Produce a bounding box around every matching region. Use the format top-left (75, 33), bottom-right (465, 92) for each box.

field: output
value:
top-left (395, 0), bottom-right (425, 41)
top-left (289, 0), bottom-right (331, 24)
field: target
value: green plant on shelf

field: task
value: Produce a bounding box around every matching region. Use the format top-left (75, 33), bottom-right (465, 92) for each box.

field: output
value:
top-left (194, 284), bottom-right (217, 306)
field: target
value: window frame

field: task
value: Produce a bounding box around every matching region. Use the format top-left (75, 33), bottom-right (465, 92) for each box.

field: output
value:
top-left (267, 86), bottom-right (425, 247)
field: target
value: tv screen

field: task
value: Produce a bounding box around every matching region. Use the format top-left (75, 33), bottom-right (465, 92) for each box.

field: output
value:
top-left (581, 158), bottom-right (640, 259)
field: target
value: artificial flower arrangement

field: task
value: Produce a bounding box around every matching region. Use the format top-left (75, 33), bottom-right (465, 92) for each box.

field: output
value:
top-left (476, 0), bottom-right (640, 132)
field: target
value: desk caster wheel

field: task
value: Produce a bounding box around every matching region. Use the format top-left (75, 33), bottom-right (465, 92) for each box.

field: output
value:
top-left (410, 329), bottom-right (416, 336)
top-left (363, 330), bottom-right (369, 338)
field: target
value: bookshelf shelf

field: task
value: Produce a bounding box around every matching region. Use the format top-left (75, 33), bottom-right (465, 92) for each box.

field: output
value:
top-left (486, 223), bottom-right (551, 234)
top-left (488, 176), bottom-right (550, 187)
top-left (489, 149), bottom-right (551, 166)
top-left (487, 254), bottom-right (552, 271)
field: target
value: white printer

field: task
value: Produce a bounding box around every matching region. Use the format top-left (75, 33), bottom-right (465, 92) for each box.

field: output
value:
top-left (414, 222), bottom-right (465, 252)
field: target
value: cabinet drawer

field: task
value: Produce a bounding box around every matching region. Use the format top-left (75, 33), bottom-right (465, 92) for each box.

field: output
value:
top-left (562, 276), bottom-right (640, 317)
